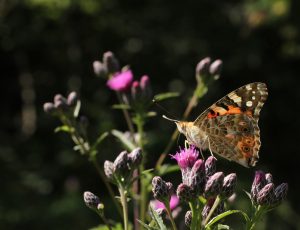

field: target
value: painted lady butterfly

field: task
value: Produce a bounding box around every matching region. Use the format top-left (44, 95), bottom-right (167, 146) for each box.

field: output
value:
top-left (168, 82), bottom-right (268, 167)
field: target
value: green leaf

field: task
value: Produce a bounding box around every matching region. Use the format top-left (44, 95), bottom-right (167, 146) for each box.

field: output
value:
top-left (149, 205), bottom-right (167, 230)
top-left (111, 129), bottom-right (137, 151)
top-left (54, 125), bottom-right (73, 133)
top-left (89, 223), bottom-right (124, 230)
top-left (90, 132), bottom-right (109, 156)
top-left (216, 224), bottom-right (230, 230)
top-left (158, 164), bottom-right (180, 176)
top-left (137, 220), bottom-right (158, 230)
top-left (153, 92), bottom-right (180, 102)
top-left (73, 100), bottom-right (81, 118)
top-left (112, 104), bottom-right (131, 110)
top-left (205, 210), bottom-right (250, 229)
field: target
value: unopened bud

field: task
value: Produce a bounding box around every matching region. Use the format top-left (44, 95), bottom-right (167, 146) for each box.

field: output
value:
top-left (104, 160), bottom-right (115, 181)
top-left (205, 172), bottom-right (224, 198)
top-left (113, 151), bottom-right (130, 178)
top-left (131, 81), bottom-right (141, 101)
top-left (93, 61), bottom-right (107, 78)
top-left (177, 183), bottom-right (194, 203)
top-left (220, 173), bottom-right (237, 199)
top-left (103, 51), bottom-right (120, 74)
top-left (185, 210), bottom-right (192, 227)
top-left (257, 183), bottom-right (275, 206)
top-left (274, 183), bottom-right (288, 205)
top-left (205, 156), bottom-right (217, 178)
top-left (152, 176), bottom-right (171, 203)
top-left (209, 59), bottom-right (223, 76)
top-left (128, 148), bottom-right (143, 168)
top-left (196, 57), bottom-right (211, 76)
top-left (43, 102), bottom-right (56, 114)
top-left (67, 91), bottom-right (78, 107)
top-left (140, 75), bottom-right (152, 99)
top-left (83, 191), bottom-right (100, 210)
top-left (251, 171), bottom-right (266, 203)
top-left (265, 173), bottom-right (273, 184)
top-left (54, 94), bottom-right (68, 111)
top-left (190, 159), bottom-right (206, 196)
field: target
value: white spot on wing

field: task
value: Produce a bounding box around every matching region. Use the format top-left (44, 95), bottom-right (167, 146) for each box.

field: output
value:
top-left (246, 101), bottom-right (253, 107)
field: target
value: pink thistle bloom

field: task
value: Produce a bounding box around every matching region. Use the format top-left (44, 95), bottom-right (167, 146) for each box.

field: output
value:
top-left (107, 69), bottom-right (133, 92)
top-left (154, 195), bottom-right (179, 210)
top-left (171, 145), bottom-right (199, 169)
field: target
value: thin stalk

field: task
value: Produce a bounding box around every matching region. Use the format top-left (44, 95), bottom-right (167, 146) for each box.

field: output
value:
top-left (97, 213), bottom-right (112, 230)
top-left (189, 201), bottom-right (199, 230)
top-left (119, 186), bottom-right (129, 230)
top-left (246, 205), bottom-right (265, 230)
top-left (165, 201), bottom-right (178, 230)
top-left (202, 196), bottom-right (221, 227)
top-left (155, 82), bottom-right (207, 170)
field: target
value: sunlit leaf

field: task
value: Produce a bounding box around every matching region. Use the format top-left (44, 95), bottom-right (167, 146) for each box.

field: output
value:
top-left (153, 92), bottom-right (180, 102)
top-left (54, 125), bottom-right (73, 133)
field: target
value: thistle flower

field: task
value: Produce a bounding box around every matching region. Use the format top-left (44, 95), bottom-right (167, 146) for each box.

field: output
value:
top-left (256, 183), bottom-right (275, 206)
top-left (185, 210), bottom-right (192, 227)
top-left (220, 173), bottom-right (237, 199)
top-left (153, 194), bottom-right (179, 211)
top-left (107, 69), bottom-right (133, 92)
top-left (205, 172), bottom-right (224, 198)
top-left (83, 191), bottom-right (100, 210)
top-left (251, 170), bottom-right (266, 203)
top-left (171, 145), bottom-right (199, 170)
top-left (152, 176), bottom-right (173, 203)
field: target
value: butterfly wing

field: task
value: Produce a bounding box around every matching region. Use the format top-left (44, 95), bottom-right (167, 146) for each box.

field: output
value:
top-left (194, 82), bottom-right (268, 167)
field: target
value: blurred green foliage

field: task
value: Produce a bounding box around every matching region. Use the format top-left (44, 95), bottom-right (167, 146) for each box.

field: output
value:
top-left (1, 0), bottom-right (300, 229)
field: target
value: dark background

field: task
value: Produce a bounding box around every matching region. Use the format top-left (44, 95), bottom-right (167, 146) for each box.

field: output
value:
top-left (1, 0), bottom-right (300, 229)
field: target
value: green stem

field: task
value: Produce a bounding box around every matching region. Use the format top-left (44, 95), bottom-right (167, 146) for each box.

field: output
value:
top-left (97, 213), bottom-right (112, 230)
top-left (190, 201), bottom-right (199, 230)
top-left (247, 205), bottom-right (265, 230)
top-left (165, 201), bottom-right (178, 230)
top-left (202, 196), bottom-right (221, 227)
top-left (119, 186), bottom-right (129, 230)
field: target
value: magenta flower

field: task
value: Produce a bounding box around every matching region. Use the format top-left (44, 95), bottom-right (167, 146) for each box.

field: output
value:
top-left (171, 145), bottom-right (199, 169)
top-left (153, 195), bottom-right (179, 211)
top-left (107, 69), bottom-right (133, 92)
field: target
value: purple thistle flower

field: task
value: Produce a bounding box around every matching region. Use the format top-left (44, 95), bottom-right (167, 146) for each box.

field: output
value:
top-left (153, 194), bottom-right (180, 211)
top-left (171, 145), bottom-right (199, 170)
top-left (107, 69), bottom-right (133, 92)
top-left (251, 170), bottom-right (267, 203)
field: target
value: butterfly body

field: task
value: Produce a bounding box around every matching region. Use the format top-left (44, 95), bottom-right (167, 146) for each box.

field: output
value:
top-left (175, 82), bottom-right (268, 167)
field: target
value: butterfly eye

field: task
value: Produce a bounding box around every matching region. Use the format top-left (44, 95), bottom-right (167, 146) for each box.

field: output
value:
top-left (242, 146), bottom-right (250, 152)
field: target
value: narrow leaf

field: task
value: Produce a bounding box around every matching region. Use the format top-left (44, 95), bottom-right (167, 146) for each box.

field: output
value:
top-left (112, 104), bottom-right (131, 110)
top-left (73, 100), bottom-right (81, 118)
top-left (153, 92), bottom-right (180, 102)
top-left (111, 129), bottom-right (137, 151)
top-left (137, 220), bottom-right (158, 230)
top-left (54, 125), bottom-right (73, 133)
top-left (149, 205), bottom-right (167, 230)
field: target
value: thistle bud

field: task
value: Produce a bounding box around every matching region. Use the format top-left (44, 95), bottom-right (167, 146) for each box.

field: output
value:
top-left (209, 59), bottom-right (223, 76)
top-left (205, 172), bottom-right (224, 198)
top-left (152, 176), bottom-right (171, 203)
top-left (177, 183), bottom-right (194, 203)
top-left (83, 191), bottom-right (100, 210)
top-left (257, 183), bottom-right (275, 206)
top-left (43, 102), bottom-right (56, 114)
top-left (220, 173), bottom-right (237, 199)
top-left (140, 75), bottom-right (152, 99)
top-left (205, 156), bottom-right (217, 178)
top-left (67, 91), bottom-right (78, 107)
top-left (113, 151), bottom-right (130, 178)
top-left (131, 81), bottom-right (141, 101)
top-left (128, 148), bottom-right (143, 169)
top-left (104, 160), bottom-right (115, 181)
top-left (196, 57), bottom-right (211, 76)
top-left (156, 208), bottom-right (167, 219)
top-left (166, 182), bottom-right (174, 197)
top-left (251, 171), bottom-right (266, 203)
top-left (185, 210), bottom-right (192, 227)
top-left (93, 61), bottom-right (107, 78)
top-left (190, 159), bottom-right (206, 196)
top-left (103, 51), bottom-right (120, 74)
top-left (54, 94), bottom-right (68, 111)
top-left (274, 183), bottom-right (288, 205)
top-left (265, 173), bottom-right (273, 184)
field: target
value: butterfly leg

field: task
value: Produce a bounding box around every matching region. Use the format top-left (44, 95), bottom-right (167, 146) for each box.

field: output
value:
top-left (206, 136), bottom-right (215, 158)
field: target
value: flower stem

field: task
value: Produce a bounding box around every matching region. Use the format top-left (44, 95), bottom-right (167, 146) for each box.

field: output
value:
top-left (97, 213), bottom-right (112, 230)
top-left (190, 201), bottom-right (199, 230)
top-left (165, 201), bottom-right (177, 230)
top-left (119, 186), bottom-right (129, 230)
top-left (246, 205), bottom-right (265, 230)
top-left (202, 196), bottom-right (221, 227)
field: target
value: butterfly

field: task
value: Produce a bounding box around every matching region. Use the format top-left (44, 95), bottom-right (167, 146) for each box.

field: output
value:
top-left (164, 82), bottom-right (268, 167)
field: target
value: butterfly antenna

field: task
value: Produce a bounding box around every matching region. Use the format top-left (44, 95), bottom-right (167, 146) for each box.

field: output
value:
top-left (152, 99), bottom-right (180, 122)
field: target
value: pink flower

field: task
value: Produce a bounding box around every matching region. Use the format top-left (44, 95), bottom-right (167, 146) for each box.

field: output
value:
top-left (107, 69), bottom-right (133, 92)
top-left (154, 195), bottom-right (179, 210)
top-left (171, 145), bottom-right (199, 169)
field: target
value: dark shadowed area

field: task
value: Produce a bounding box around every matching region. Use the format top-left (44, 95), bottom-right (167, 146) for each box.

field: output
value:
top-left (1, 0), bottom-right (300, 229)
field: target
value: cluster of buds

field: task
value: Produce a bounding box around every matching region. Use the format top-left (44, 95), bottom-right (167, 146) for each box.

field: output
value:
top-left (251, 170), bottom-right (288, 208)
top-left (152, 176), bottom-right (173, 205)
top-left (43, 91), bottom-right (79, 116)
top-left (83, 191), bottom-right (105, 216)
top-left (130, 75), bottom-right (152, 111)
top-left (104, 148), bottom-right (143, 187)
top-left (93, 51), bottom-right (120, 78)
top-left (172, 146), bottom-right (237, 204)
top-left (196, 57), bottom-right (223, 82)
